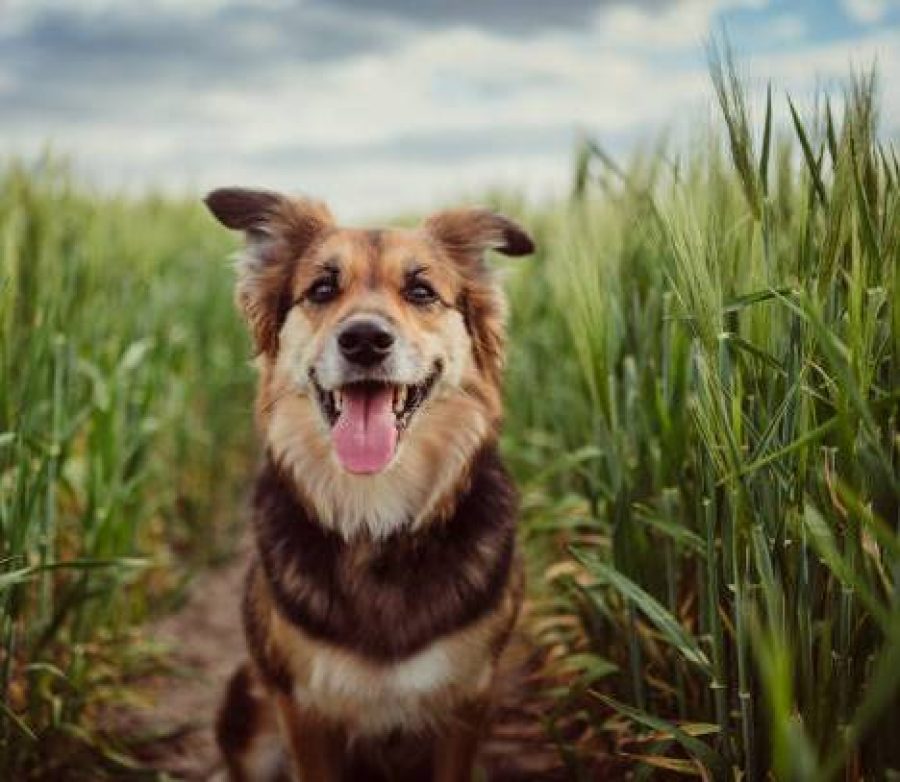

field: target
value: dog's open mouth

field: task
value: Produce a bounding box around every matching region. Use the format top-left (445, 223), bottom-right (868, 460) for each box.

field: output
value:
top-left (312, 363), bottom-right (442, 475)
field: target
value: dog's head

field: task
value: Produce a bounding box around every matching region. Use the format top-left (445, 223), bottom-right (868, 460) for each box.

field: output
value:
top-left (205, 187), bottom-right (533, 534)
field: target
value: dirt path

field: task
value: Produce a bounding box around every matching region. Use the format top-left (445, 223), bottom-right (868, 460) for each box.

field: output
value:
top-left (106, 549), bottom-right (567, 781)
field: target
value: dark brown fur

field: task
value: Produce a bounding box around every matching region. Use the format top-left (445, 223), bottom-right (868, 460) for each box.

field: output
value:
top-left (205, 188), bottom-right (534, 782)
top-left (250, 444), bottom-right (516, 667)
top-left (216, 663), bottom-right (260, 755)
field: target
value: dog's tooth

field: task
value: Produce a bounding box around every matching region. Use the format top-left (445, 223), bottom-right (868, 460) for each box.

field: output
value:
top-left (334, 390), bottom-right (342, 413)
top-left (392, 386), bottom-right (405, 415)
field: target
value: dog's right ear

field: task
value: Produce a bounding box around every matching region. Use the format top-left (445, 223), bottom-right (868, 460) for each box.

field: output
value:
top-left (204, 187), bottom-right (335, 249)
top-left (204, 187), bottom-right (334, 355)
top-left (204, 187), bottom-right (284, 235)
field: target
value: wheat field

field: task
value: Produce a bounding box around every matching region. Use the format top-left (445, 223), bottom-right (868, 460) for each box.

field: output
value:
top-left (2, 60), bottom-right (899, 779)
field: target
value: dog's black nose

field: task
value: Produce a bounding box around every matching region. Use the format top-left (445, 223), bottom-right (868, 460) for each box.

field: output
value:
top-left (338, 320), bottom-right (395, 366)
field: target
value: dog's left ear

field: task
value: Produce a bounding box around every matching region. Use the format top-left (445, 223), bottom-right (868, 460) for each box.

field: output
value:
top-left (423, 209), bottom-right (533, 387)
top-left (423, 208), bottom-right (534, 269)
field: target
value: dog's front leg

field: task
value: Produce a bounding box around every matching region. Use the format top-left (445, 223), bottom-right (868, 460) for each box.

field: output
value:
top-left (274, 693), bottom-right (343, 782)
top-left (433, 696), bottom-right (489, 782)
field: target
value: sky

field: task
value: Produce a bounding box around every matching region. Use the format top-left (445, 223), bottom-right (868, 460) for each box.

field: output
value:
top-left (1, 0), bottom-right (899, 219)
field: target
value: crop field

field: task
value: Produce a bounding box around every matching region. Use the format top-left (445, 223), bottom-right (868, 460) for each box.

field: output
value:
top-left (0, 163), bottom-right (256, 776)
top-left (2, 61), bottom-right (900, 779)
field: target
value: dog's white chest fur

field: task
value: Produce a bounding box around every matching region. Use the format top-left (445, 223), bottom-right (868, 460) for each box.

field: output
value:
top-left (308, 643), bottom-right (451, 702)
top-left (294, 640), bottom-right (491, 736)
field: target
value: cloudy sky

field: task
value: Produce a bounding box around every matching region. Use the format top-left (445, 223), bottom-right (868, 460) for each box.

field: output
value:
top-left (1, 0), bottom-right (899, 218)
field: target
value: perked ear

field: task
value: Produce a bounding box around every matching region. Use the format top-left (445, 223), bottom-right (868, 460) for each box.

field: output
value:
top-left (423, 208), bottom-right (533, 389)
top-left (423, 208), bottom-right (535, 266)
top-left (203, 187), bottom-right (334, 355)
top-left (204, 187), bottom-right (284, 234)
top-left (204, 187), bottom-right (335, 248)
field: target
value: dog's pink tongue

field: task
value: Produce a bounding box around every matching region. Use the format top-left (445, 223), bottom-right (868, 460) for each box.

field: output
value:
top-left (331, 386), bottom-right (397, 474)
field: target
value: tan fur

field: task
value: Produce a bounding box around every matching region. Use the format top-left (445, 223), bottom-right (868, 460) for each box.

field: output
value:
top-left (254, 224), bottom-right (505, 540)
top-left (205, 188), bottom-right (533, 781)
top-left (234, 198), bottom-right (334, 352)
top-left (266, 564), bottom-right (522, 735)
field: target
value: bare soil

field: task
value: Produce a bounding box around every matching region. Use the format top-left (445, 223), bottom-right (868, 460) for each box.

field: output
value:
top-left (104, 547), bottom-right (568, 781)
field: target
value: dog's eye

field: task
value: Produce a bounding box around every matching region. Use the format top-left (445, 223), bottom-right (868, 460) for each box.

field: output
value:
top-left (306, 275), bottom-right (340, 304)
top-left (404, 281), bottom-right (438, 306)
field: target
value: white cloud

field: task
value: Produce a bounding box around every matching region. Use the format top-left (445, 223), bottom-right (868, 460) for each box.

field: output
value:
top-left (840, 0), bottom-right (899, 24)
top-left (745, 27), bottom-right (900, 101)
top-left (0, 5), bottom-right (712, 215)
top-left (599, 0), bottom-right (755, 49)
top-left (768, 13), bottom-right (807, 41)
top-left (1, 0), bottom-right (262, 19)
top-left (1, 0), bottom-right (898, 219)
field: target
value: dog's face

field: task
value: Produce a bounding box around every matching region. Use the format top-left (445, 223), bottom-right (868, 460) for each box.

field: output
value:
top-left (205, 188), bottom-right (533, 534)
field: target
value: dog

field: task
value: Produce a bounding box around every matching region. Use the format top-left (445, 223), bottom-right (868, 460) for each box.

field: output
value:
top-left (204, 187), bottom-right (534, 781)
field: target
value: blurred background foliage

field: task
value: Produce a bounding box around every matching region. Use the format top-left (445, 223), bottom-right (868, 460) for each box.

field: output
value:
top-left (503, 59), bottom-right (900, 779)
top-left (0, 163), bottom-right (255, 776)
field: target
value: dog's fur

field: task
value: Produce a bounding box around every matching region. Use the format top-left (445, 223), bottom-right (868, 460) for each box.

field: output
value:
top-left (204, 187), bottom-right (534, 781)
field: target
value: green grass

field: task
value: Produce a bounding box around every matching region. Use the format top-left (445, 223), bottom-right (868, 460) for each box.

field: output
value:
top-left (0, 159), bottom-right (255, 777)
top-left (2, 54), bottom-right (899, 781)
top-left (503, 58), bottom-right (900, 779)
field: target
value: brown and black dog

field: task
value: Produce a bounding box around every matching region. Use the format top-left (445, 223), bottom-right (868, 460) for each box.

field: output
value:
top-left (204, 187), bottom-right (534, 781)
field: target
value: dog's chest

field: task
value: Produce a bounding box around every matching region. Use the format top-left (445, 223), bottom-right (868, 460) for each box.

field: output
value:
top-left (251, 448), bottom-right (518, 733)
top-left (308, 639), bottom-right (452, 697)
top-left (255, 448), bottom-right (517, 661)
top-left (291, 631), bottom-right (493, 735)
